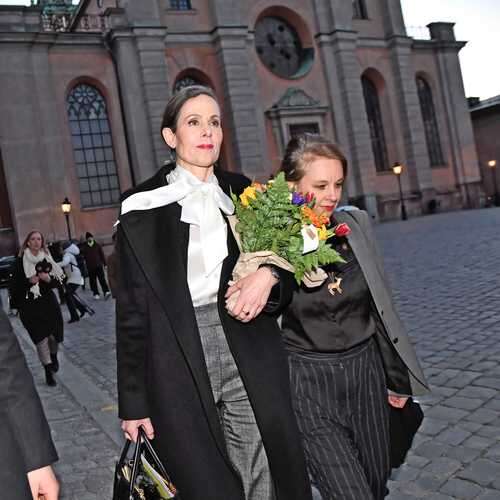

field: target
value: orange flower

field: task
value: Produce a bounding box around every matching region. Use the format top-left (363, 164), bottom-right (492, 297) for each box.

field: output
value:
top-left (301, 206), bottom-right (330, 228)
top-left (252, 181), bottom-right (266, 192)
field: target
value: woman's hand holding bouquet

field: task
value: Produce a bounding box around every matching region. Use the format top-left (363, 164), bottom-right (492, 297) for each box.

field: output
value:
top-left (227, 172), bottom-right (345, 292)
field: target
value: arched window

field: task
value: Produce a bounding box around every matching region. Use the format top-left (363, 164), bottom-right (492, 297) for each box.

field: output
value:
top-left (173, 75), bottom-right (202, 93)
top-left (170, 0), bottom-right (191, 10)
top-left (417, 77), bottom-right (444, 166)
top-left (362, 76), bottom-right (389, 172)
top-left (66, 83), bottom-right (120, 208)
top-left (353, 0), bottom-right (368, 19)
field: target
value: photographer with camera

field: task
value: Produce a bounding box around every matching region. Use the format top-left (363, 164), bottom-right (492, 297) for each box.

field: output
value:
top-left (10, 231), bottom-right (65, 386)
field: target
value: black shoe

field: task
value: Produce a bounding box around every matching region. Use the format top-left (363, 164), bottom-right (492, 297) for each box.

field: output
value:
top-left (45, 365), bottom-right (57, 386)
top-left (79, 310), bottom-right (86, 319)
top-left (50, 353), bottom-right (59, 373)
top-left (68, 317), bottom-right (80, 324)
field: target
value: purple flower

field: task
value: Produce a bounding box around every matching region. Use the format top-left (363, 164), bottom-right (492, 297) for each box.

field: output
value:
top-left (291, 191), bottom-right (305, 205)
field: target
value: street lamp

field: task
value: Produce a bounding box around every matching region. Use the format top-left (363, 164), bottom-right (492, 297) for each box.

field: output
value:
top-left (488, 160), bottom-right (499, 206)
top-left (61, 197), bottom-right (72, 240)
top-left (392, 162), bottom-right (407, 220)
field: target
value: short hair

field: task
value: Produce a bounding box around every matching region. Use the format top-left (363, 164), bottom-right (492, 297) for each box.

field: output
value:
top-left (279, 133), bottom-right (348, 182)
top-left (160, 85), bottom-right (219, 134)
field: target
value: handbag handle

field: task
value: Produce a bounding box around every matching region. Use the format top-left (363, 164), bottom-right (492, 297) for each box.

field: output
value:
top-left (128, 430), bottom-right (144, 499)
top-left (124, 426), bottom-right (175, 498)
top-left (137, 427), bottom-right (173, 483)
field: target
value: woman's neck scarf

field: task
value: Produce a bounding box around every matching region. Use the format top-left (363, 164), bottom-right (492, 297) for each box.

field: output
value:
top-left (23, 248), bottom-right (65, 298)
top-left (119, 165), bottom-right (234, 276)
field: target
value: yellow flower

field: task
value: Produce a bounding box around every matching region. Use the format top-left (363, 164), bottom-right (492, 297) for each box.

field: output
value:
top-left (318, 224), bottom-right (328, 241)
top-left (240, 186), bottom-right (257, 207)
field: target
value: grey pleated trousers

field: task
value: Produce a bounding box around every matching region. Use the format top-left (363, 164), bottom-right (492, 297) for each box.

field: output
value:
top-left (288, 337), bottom-right (391, 500)
top-left (195, 303), bottom-right (274, 500)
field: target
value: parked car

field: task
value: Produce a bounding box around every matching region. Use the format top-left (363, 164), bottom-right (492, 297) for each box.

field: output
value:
top-left (0, 255), bottom-right (16, 288)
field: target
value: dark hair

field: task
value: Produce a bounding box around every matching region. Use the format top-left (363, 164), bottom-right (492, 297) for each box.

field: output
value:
top-left (160, 85), bottom-right (219, 134)
top-left (279, 133), bottom-right (348, 182)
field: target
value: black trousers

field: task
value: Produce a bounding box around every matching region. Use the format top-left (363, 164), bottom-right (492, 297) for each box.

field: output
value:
top-left (88, 266), bottom-right (109, 296)
top-left (65, 283), bottom-right (86, 320)
top-left (288, 337), bottom-right (390, 500)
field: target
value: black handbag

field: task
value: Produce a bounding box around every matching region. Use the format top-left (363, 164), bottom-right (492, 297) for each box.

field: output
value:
top-left (389, 397), bottom-right (424, 469)
top-left (113, 427), bottom-right (180, 500)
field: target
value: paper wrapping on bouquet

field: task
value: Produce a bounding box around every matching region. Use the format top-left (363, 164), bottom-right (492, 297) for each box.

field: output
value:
top-left (227, 215), bottom-right (328, 288)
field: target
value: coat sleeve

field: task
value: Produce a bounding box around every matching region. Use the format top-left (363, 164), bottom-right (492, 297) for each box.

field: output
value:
top-left (262, 267), bottom-right (296, 315)
top-left (115, 224), bottom-right (151, 420)
top-left (0, 310), bottom-right (58, 472)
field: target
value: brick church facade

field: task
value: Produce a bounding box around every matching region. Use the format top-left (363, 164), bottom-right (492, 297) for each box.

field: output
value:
top-left (0, 0), bottom-right (482, 255)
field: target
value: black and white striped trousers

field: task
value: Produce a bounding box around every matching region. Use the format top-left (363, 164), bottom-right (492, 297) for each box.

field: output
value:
top-left (288, 337), bottom-right (390, 500)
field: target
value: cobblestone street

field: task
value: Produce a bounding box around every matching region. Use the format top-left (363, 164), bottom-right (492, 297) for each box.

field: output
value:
top-left (3, 207), bottom-right (500, 499)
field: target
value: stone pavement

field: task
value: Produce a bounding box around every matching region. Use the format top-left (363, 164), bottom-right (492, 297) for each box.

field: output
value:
top-left (2, 207), bottom-right (500, 499)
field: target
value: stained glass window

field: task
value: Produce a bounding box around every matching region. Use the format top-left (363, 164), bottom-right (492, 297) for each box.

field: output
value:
top-left (417, 77), bottom-right (444, 167)
top-left (66, 84), bottom-right (120, 208)
top-left (362, 76), bottom-right (389, 172)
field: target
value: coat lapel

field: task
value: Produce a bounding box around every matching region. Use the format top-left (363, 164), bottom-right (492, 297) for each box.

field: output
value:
top-left (335, 210), bottom-right (382, 289)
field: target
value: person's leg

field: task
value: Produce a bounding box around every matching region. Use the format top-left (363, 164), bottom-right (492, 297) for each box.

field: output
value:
top-left (36, 338), bottom-right (56, 386)
top-left (215, 322), bottom-right (273, 500)
top-left (289, 349), bottom-right (375, 500)
top-left (65, 285), bottom-right (80, 322)
top-left (96, 266), bottom-right (110, 295)
top-left (88, 269), bottom-right (99, 297)
top-left (68, 283), bottom-right (86, 316)
top-left (47, 334), bottom-right (60, 373)
top-left (218, 390), bottom-right (273, 500)
top-left (195, 304), bottom-right (272, 500)
top-left (351, 341), bottom-right (391, 500)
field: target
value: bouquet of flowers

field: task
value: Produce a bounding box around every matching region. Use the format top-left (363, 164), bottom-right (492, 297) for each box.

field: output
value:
top-left (229, 172), bottom-right (345, 286)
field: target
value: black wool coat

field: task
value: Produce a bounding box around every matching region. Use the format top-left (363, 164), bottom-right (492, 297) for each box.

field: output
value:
top-left (0, 309), bottom-right (58, 500)
top-left (115, 163), bottom-right (312, 500)
top-left (10, 259), bottom-right (63, 345)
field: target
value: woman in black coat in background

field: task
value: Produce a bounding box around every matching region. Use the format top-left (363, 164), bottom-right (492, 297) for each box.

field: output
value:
top-left (10, 230), bottom-right (65, 386)
top-left (115, 86), bottom-right (312, 500)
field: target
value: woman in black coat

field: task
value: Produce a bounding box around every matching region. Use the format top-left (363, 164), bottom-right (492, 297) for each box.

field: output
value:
top-left (10, 230), bottom-right (65, 386)
top-left (277, 134), bottom-right (429, 500)
top-left (115, 85), bottom-right (312, 500)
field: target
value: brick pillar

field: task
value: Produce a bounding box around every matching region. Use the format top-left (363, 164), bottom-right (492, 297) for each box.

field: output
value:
top-left (312, 0), bottom-right (379, 218)
top-left (428, 22), bottom-right (482, 207)
top-left (210, 1), bottom-right (266, 176)
top-left (380, 0), bottom-right (435, 207)
top-left (107, 6), bottom-right (170, 181)
top-left (387, 37), bottom-right (434, 200)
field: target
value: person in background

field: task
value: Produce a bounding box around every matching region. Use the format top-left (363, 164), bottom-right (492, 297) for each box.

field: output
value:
top-left (0, 309), bottom-right (59, 500)
top-left (80, 232), bottom-right (111, 300)
top-left (278, 134), bottom-right (429, 500)
top-left (59, 240), bottom-right (87, 323)
top-left (10, 230), bottom-right (65, 387)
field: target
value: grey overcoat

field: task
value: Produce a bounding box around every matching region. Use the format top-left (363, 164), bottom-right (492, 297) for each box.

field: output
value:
top-left (335, 209), bottom-right (429, 396)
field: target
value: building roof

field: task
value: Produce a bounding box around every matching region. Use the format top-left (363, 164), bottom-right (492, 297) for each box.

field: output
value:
top-left (469, 95), bottom-right (500, 113)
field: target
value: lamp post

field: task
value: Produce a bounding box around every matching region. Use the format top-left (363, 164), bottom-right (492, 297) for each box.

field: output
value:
top-left (61, 197), bottom-right (72, 240)
top-left (392, 162), bottom-right (407, 220)
top-left (488, 160), bottom-right (499, 206)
